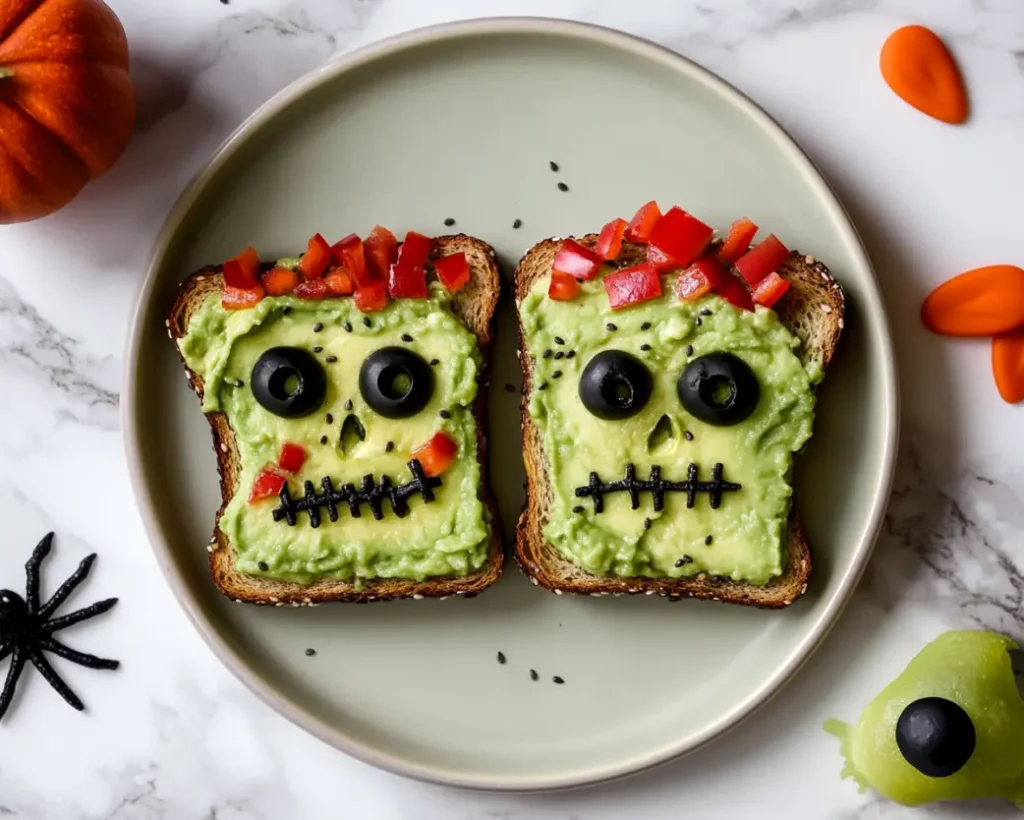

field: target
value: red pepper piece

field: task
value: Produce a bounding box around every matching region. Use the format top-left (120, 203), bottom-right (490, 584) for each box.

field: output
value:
top-left (548, 270), bottom-right (580, 301)
top-left (553, 239), bottom-right (604, 281)
top-left (734, 234), bottom-right (789, 287)
top-left (297, 233), bottom-right (332, 280)
top-left (647, 206), bottom-right (714, 270)
top-left (364, 225), bottom-right (398, 280)
top-left (751, 271), bottom-right (791, 308)
top-left (221, 284), bottom-right (264, 310)
top-left (262, 266), bottom-right (299, 296)
top-left (675, 255), bottom-right (727, 302)
top-left (294, 279), bottom-right (330, 300)
top-left (434, 252), bottom-right (470, 292)
top-left (354, 278), bottom-right (389, 312)
top-left (277, 442), bottom-right (307, 474)
top-left (398, 231), bottom-right (433, 270)
top-left (223, 246), bottom-right (261, 289)
top-left (595, 218), bottom-right (627, 260)
top-left (625, 201), bottom-right (662, 242)
top-left (324, 268), bottom-right (354, 296)
top-left (603, 263), bottom-right (663, 310)
top-left (331, 233), bottom-right (369, 286)
top-left (411, 432), bottom-right (458, 478)
top-left (719, 217), bottom-right (759, 264)
top-left (717, 276), bottom-right (754, 311)
top-left (387, 263), bottom-right (428, 298)
top-left (248, 470), bottom-right (286, 504)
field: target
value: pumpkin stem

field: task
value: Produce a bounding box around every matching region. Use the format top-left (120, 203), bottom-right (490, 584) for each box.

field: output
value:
top-left (0, 68), bottom-right (12, 79)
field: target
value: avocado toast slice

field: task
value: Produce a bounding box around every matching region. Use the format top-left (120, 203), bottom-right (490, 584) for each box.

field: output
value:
top-left (169, 234), bottom-right (503, 604)
top-left (514, 232), bottom-right (844, 608)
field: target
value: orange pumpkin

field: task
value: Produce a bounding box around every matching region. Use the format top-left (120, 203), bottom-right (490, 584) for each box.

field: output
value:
top-left (0, 0), bottom-right (134, 223)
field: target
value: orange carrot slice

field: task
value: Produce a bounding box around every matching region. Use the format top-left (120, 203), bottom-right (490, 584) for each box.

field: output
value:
top-left (921, 265), bottom-right (1024, 336)
top-left (993, 327), bottom-right (1024, 404)
top-left (880, 25), bottom-right (967, 124)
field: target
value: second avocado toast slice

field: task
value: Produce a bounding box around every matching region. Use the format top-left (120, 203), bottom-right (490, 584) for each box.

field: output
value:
top-left (169, 232), bottom-right (503, 604)
top-left (514, 210), bottom-right (844, 608)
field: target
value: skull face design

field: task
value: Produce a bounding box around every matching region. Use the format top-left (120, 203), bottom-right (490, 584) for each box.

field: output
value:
top-left (179, 290), bottom-right (491, 584)
top-left (827, 631), bottom-right (1024, 808)
top-left (520, 280), bottom-right (818, 583)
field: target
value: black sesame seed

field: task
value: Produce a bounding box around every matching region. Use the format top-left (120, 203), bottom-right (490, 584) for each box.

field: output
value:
top-left (439, 409), bottom-right (451, 419)
top-left (363, 317), bottom-right (372, 327)
top-left (554, 351), bottom-right (564, 360)
top-left (705, 535), bottom-right (714, 546)
top-left (497, 651), bottom-right (506, 664)
top-left (643, 517), bottom-right (652, 530)
top-left (343, 321), bottom-right (353, 332)
top-left (443, 217), bottom-right (456, 226)
top-left (685, 344), bottom-right (694, 357)
top-left (542, 349), bottom-right (553, 359)
top-left (513, 218), bottom-right (522, 229)
top-left (538, 382), bottom-right (549, 391)
top-left (385, 441), bottom-right (394, 453)
top-left (401, 333), bottom-right (413, 342)
top-left (313, 322), bottom-right (323, 333)
top-left (606, 323), bottom-right (617, 331)
top-left (233, 379), bottom-right (244, 388)
top-left (552, 676), bottom-right (565, 684)
top-left (684, 430), bottom-right (694, 441)
top-left (320, 435), bottom-right (328, 445)
top-left (258, 561), bottom-right (269, 572)
top-left (566, 350), bottom-right (576, 359)
top-left (313, 346), bottom-right (323, 353)
top-left (430, 358), bottom-right (440, 366)
top-left (554, 336), bottom-right (565, 345)
top-left (641, 322), bottom-right (651, 330)
top-left (675, 556), bottom-right (693, 567)
top-left (552, 370), bottom-right (562, 379)
top-left (572, 505), bottom-right (584, 514)
top-left (305, 648), bottom-right (316, 657)
top-left (549, 160), bottom-right (559, 172)
top-left (282, 306), bottom-right (292, 315)
top-left (326, 413), bottom-right (334, 424)
top-left (344, 399), bottom-right (353, 411)
top-left (557, 182), bottom-right (569, 192)
top-left (696, 317), bottom-right (703, 326)
top-left (701, 309), bottom-right (713, 316)
top-left (530, 669), bottom-right (539, 681)
top-left (325, 355), bottom-right (337, 363)
top-left (640, 343), bottom-right (652, 351)
top-left (504, 383), bottom-right (516, 393)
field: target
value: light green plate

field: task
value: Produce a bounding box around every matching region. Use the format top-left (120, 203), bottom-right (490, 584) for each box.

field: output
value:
top-left (124, 18), bottom-right (897, 791)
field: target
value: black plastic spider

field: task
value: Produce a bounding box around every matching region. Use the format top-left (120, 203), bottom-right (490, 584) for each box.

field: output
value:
top-left (0, 533), bottom-right (119, 721)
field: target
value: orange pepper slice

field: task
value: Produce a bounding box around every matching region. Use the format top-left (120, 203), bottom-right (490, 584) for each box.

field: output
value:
top-left (881, 25), bottom-right (967, 124)
top-left (993, 327), bottom-right (1024, 404)
top-left (921, 265), bottom-right (1024, 336)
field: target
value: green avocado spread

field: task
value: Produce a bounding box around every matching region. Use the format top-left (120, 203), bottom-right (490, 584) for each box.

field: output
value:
top-left (519, 274), bottom-right (819, 585)
top-left (178, 284), bottom-right (490, 585)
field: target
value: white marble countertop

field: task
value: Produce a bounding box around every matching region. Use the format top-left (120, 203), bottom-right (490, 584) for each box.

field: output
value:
top-left (1, 0), bottom-right (1023, 817)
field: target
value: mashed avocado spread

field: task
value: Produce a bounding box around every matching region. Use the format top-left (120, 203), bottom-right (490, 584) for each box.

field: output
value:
top-left (178, 284), bottom-right (490, 585)
top-left (519, 275), bottom-right (819, 585)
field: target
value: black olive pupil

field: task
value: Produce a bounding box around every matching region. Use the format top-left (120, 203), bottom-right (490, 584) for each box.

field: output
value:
top-left (578, 350), bottom-right (652, 420)
top-left (251, 347), bottom-right (326, 418)
top-left (896, 697), bottom-right (976, 778)
top-left (378, 365), bottom-right (413, 401)
top-left (677, 352), bottom-right (759, 427)
top-left (604, 376), bottom-right (633, 408)
top-left (359, 347), bottom-right (433, 419)
top-left (267, 368), bottom-right (302, 400)
top-left (702, 375), bottom-right (736, 409)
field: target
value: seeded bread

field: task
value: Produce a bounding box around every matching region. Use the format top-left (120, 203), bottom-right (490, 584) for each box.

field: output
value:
top-left (513, 236), bottom-right (845, 608)
top-left (168, 235), bottom-right (503, 604)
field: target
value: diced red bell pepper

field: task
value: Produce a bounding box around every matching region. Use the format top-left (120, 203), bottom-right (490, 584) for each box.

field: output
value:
top-left (675, 255), bottom-right (728, 302)
top-left (397, 231), bottom-right (433, 270)
top-left (647, 206), bottom-right (714, 270)
top-left (324, 268), bottom-right (354, 296)
top-left (734, 234), bottom-right (789, 287)
top-left (548, 270), bottom-right (580, 301)
top-left (297, 233), bottom-right (332, 280)
top-left (553, 239), bottom-right (604, 281)
top-left (364, 225), bottom-right (398, 280)
top-left (719, 217), bottom-right (759, 264)
top-left (221, 284), bottom-right (264, 310)
top-left (411, 432), bottom-right (458, 478)
top-left (331, 233), bottom-right (369, 286)
top-left (434, 252), bottom-right (470, 292)
top-left (595, 218), bottom-right (627, 260)
top-left (717, 276), bottom-right (754, 311)
top-left (387, 263), bottom-right (428, 298)
top-left (223, 246), bottom-right (261, 289)
top-left (248, 470), bottom-right (286, 504)
top-left (354, 278), bottom-right (389, 312)
top-left (751, 271), bottom-right (791, 308)
top-left (294, 278), bottom-right (330, 300)
top-left (277, 442), bottom-right (307, 474)
top-left (624, 201), bottom-right (662, 242)
top-left (603, 263), bottom-right (663, 310)
top-left (262, 266), bottom-right (299, 296)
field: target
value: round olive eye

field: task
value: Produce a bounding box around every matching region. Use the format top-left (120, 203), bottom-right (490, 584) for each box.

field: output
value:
top-left (251, 346), bottom-right (326, 418)
top-left (578, 350), bottom-right (653, 420)
top-left (896, 697), bottom-right (976, 778)
top-left (359, 347), bottom-right (434, 418)
top-left (677, 352), bottom-right (759, 426)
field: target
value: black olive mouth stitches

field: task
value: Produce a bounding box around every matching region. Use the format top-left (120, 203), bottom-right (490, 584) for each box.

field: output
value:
top-left (574, 462), bottom-right (741, 514)
top-left (272, 459), bottom-right (442, 528)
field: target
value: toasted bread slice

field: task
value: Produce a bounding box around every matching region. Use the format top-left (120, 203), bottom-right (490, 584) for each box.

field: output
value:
top-left (513, 236), bottom-right (845, 608)
top-left (168, 235), bottom-right (503, 604)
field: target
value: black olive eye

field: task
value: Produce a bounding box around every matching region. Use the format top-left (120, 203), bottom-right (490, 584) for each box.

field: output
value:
top-left (578, 350), bottom-right (653, 420)
top-left (677, 352), bottom-right (759, 426)
top-left (251, 346), bottom-right (326, 418)
top-left (359, 347), bottom-right (434, 418)
top-left (896, 697), bottom-right (976, 778)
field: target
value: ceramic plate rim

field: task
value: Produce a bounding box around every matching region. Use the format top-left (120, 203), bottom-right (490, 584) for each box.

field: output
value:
top-left (122, 16), bottom-right (899, 792)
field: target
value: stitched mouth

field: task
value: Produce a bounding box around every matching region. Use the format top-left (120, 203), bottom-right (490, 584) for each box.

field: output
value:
top-left (272, 459), bottom-right (442, 528)
top-left (574, 462), bottom-right (741, 514)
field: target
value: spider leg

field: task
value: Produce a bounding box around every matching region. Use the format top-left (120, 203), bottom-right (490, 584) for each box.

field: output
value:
top-left (29, 648), bottom-right (83, 711)
top-left (40, 598), bottom-right (118, 635)
top-left (38, 553), bottom-right (97, 620)
top-left (0, 649), bottom-right (26, 721)
top-left (40, 637), bottom-right (119, 670)
top-left (25, 532), bottom-right (54, 616)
